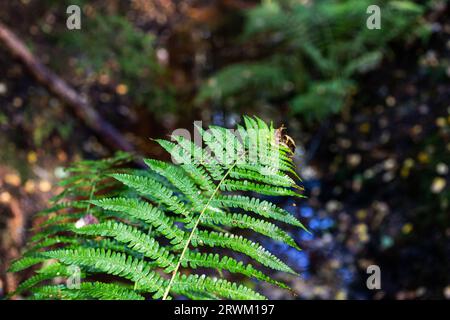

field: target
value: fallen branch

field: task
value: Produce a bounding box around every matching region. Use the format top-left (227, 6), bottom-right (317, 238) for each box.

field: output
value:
top-left (0, 22), bottom-right (136, 153)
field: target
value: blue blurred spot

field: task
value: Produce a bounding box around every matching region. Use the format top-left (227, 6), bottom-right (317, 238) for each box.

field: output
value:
top-left (304, 179), bottom-right (321, 190)
top-left (301, 271), bottom-right (311, 279)
top-left (299, 231), bottom-right (314, 241)
top-left (339, 268), bottom-right (354, 284)
top-left (288, 249), bottom-right (310, 270)
top-left (300, 206), bottom-right (314, 218)
top-left (309, 218), bottom-right (321, 230)
top-left (320, 217), bottom-right (334, 229)
top-left (284, 203), bottom-right (298, 215)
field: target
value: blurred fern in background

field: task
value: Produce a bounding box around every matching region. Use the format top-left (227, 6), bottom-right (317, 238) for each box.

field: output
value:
top-left (197, 0), bottom-right (429, 119)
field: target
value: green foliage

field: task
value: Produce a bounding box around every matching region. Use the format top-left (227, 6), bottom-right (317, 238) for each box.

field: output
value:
top-left (10, 117), bottom-right (306, 300)
top-left (197, 0), bottom-right (429, 119)
top-left (58, 13), bottom-right (176, 111)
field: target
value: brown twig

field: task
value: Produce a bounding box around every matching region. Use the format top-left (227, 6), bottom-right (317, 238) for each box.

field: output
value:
top-left (0, 21), bottom-right (136, 153)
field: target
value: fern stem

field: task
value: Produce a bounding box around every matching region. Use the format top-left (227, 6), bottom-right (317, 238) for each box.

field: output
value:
top-left (161, 159), bottom-right (240, 300)
top-left (85, 181), bottom-right (97, 215)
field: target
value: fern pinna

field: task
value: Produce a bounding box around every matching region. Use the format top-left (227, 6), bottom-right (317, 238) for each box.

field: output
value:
top-left (9, 116), bottom-right (307, 300)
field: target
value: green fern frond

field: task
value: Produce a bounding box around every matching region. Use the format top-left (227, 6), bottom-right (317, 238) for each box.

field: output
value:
top-left (11, 117), bottom-right (307, 300)
top-left (183, 252), bottom-right (288, 289)
top-left (71, 221), bottom-right (176, 271)
top-left (213, 195), bottom-right (306, 229)
top-left (9, 256), bottom-right (47, 273)
top-left (13, 263), bottom-right (80, 296)
top-left (91, 197), bottom-right (186, 245)
top-left (31, 282), bottom-right (145, 300)
top-left (193, 230), bottom-right (296, 275)
top-left (41, 248), bottom-right (165, 295)
top-left (171, 274), bottom-right (266, 300)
